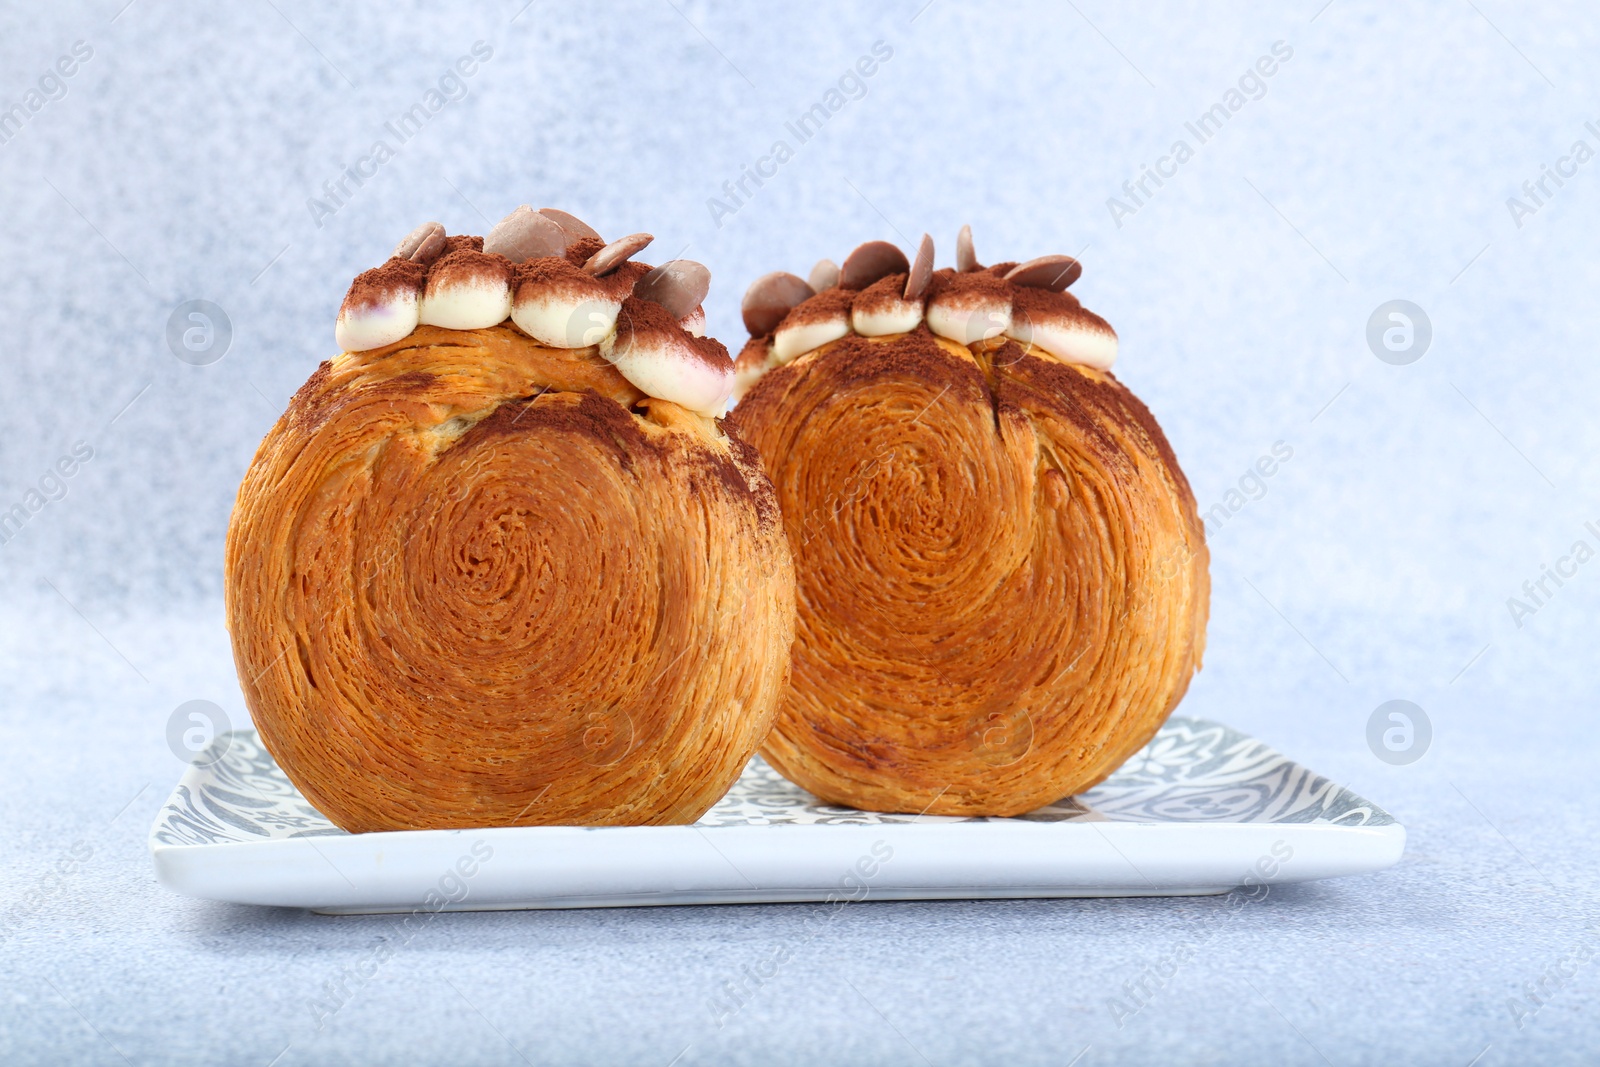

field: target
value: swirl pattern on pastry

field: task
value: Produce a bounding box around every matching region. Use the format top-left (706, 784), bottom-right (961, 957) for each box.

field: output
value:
top-left (227, 214), bottom-right (794, 833)
top-left (728, 229), bottom-right (1208, 817)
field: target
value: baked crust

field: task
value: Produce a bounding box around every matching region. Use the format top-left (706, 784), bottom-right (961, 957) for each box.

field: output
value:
top-left (225, 324), bottom-right (795, 832)
top-left (728, 327), bottom-right (1208, 817)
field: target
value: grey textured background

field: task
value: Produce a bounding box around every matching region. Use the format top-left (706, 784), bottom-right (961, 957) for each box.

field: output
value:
top-left (2, 0), bottom-right (1598, 1064)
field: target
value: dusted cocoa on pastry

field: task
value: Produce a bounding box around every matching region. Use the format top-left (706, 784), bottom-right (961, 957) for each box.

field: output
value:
top-left (563, 235), bottom-right (605, 266)
top-left (426, 248), bottom-right (513, 290)
top-left (342, 257), bottom-right (425, 310)
top-left (515, 255), bottom-right (599, 294)
top-left (614, 297), bottom-right (733, 374)
top-left (934, 268), bottom-right (1011, 304)
top-left (735, 336), bottom-right (770, 376)
top-left (443, 234), bottom-right (485, 255)
top-left (773, 287), bottom-right (854, 334)
top-left (598, 260), bottom-right (653, 301)
top-left (850, 273), bottom-right (913, 316)
top-left (1009, 285), bottom-right (1083, 318)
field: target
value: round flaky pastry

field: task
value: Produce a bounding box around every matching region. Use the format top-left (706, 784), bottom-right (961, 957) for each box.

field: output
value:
top-left (226, 321), bottom-right (795, 832)
top-left (728, 235), bottom-right (1208, 817)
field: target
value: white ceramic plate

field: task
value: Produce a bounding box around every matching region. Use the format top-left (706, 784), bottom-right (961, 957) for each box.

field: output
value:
top-left (149, 716), bottom-right (1403, 913)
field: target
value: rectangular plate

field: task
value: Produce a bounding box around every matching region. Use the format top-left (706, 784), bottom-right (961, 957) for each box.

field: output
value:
top-left (149, 717), bottom-right (1403, 913)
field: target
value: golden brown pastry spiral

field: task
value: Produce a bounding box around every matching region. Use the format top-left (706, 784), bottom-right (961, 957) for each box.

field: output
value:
top-left (225, 322), bottom-right (795, 832)
top-left (729, 241), bottom-right (1208, 817)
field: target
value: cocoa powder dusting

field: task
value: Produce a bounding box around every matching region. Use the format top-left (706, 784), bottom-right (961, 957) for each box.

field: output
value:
top-left (343, 257), bottom-right (425, 310)
top-left (685, 434), bottom-right (775, 533)
top-left (774, 287), bottom-right (854, 333)
top-left (937, 269), bottom-right (1012, 303)
top-left (466, 389), bottom-right (655, 475)
top-left (919, 267), bottom-right (960, 305)
top-left (852, 272), bottom-right (911, 312)
top-left (828, 328), bottom-right (987, 399)
top-left (428, 248), bottom-right (514, 288)
top-left (736, 328), bottom-right (985, 418)
top-left (515, 256), bottom-right (596, 292)
top-left (721, 428), bottom-right (781, 532)
top-left (734, 335), bottom-right (769, 374)
top-left (990, 352), bottom-right (1123, 472)
top-left (285, 360), bottom-right (335, 436)
top-left (599, 260), bottom-right (652, 301)
top-left (1010, 286), bottom-right (1084, 319)
top-left (615, 297), bottom-right (732, 372)
top-left (999, 354), bottom-right (1187, 494)
top-left (687, 333), bottom-right (734, 372)
top-left (563, 236), bottom-right (605, 266)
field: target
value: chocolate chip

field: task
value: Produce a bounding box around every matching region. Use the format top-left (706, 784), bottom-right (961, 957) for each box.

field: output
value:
top-left (741, 271), bottom-right (814, 336)
top-left (539, 208), bottom-right (601, 242)
top-left (484, 206), bottom-right (569, 263)
top-left (394, 221), bottom-right (445, 261)
top-left (904, 233), bottom-right (934, 300)
top-left (1004, 255), bottom-right (1083, 291)
top-left (584, 233), bottom-right (654, 276)
top-left (839, 240), bottom-right (909, 290)
top-left (409, 227), bottom-right (448, 265)
top-left (956, 224), bottom-right (978, 272)
top-left (634, 259), bottom-right (711, 320)
top-left (808, 258), bottom-right (840, 292)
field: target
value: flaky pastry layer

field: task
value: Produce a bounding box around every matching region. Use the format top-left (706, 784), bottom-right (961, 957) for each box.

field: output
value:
top-left (226, 325), bottom-right (795, 832)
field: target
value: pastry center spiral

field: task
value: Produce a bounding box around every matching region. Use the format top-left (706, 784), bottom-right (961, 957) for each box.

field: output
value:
top-left (731, 327), bottom-right (1208, 816)
top-left (227, 325), bottom-right (794, 832)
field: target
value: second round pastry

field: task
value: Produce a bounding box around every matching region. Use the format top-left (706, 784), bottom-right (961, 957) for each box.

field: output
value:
top-left (729, 229), bottom-right (1210, 817)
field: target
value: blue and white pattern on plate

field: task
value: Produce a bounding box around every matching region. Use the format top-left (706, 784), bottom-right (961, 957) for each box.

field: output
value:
top-left (150, 716), bottom-right (1393, 846)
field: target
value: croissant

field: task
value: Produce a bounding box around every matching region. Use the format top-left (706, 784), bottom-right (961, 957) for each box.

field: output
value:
top-left (225, 211), bottom-right (795, 833)
top-left (728, 228), bottom-right (1209, 817)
